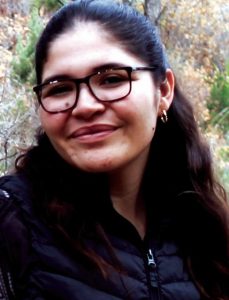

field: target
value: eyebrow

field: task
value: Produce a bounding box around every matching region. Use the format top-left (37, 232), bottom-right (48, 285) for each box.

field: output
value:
top-left (42, 62), bottom-right (127, 84)
top-left (92, 62), bottom-right (126, 72)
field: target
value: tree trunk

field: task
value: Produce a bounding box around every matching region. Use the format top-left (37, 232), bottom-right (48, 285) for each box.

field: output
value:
top-left (145, 0), bottom-right (161, 25)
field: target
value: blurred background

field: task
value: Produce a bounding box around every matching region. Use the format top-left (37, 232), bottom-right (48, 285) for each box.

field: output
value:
top-left (0, 0), bottom-right (228, 192)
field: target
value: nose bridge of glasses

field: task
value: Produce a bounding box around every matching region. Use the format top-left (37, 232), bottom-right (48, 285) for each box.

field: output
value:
top-left (73, 73), bottom-right (98, 103)
top-left (74, 74), bottom-right (91, 88)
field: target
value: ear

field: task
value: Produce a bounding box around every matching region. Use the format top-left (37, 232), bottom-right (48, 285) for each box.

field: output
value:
top-left (158, 69), bottom-right (175, 116)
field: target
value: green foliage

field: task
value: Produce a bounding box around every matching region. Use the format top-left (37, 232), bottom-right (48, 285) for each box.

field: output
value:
top-left (12, 9), bottom-right (43, 85)
top-left (215, 146), bottom-right (229, 194)
top-left (207, 62), bottom-right (229, 135)
top-left (33, 0), bottom-right (67, 11)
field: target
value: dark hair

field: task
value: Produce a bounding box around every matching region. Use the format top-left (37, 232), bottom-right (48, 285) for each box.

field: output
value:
top-left (17, 1), bottom-right (229, 299)
top-left (35, 0), bottom-right (167, 85)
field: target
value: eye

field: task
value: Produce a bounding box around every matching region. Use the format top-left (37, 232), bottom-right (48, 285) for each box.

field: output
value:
top-left (95, 70), bottom-right (129, 88)
top-left (42, 81), bottom-right (75, 98)
top-left (102, 74), bottom-right (127, 85)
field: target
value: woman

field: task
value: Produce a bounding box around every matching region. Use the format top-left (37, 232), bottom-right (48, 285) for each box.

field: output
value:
top-left (0, 0), bottom-right (228, 299)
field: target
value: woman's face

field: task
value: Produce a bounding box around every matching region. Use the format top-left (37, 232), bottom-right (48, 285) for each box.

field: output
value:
top-left (39, 23), bottom-right (167, 173)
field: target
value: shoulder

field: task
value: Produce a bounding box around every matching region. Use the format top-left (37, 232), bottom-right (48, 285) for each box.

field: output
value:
top-left (0, 173), bottom-right (34, 214)
top-left (0, 173), bottom-right (31, 234)
top-left (0, 174), bottom-right (31, 273)
top-left (0, 173), bottom-right (31, 199)
top-left (0, 175), bottom-right (33, 299)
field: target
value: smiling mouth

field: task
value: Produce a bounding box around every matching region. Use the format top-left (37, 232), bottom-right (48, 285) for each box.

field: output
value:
top-left (70, 124), bottom-right (118, 143)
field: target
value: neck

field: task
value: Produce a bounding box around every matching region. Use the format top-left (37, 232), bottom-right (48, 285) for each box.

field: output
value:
top-left (109, 150), bottom-right (149, 239)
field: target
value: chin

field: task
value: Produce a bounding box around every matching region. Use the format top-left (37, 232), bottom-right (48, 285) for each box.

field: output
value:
top-left (70, 157), bottom-right (117, 173)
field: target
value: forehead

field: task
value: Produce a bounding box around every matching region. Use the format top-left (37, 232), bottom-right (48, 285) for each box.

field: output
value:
top-left (42, 22), bottom-right (144, 80)
top-left (53, 22), bottom-right (114, 50)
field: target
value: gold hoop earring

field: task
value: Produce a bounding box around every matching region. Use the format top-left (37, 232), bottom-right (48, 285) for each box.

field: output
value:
top-left (160, 110), bottom-right (168, 123)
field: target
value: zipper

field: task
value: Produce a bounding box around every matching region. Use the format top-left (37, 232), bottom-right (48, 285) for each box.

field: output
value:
top-left (146, 248), bottom-right (161, 300)
top-left (147, 249), bottom-right (156, 270)
top-left (147, 249), bottom-right (158, 288)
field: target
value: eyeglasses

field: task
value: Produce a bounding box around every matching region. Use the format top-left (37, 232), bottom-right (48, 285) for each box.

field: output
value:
top-left (33, 66), bottom-right (156, 113)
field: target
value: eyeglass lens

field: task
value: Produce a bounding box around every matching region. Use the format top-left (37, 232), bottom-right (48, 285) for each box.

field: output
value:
top-left (40, 69), bottom-right (131, 112)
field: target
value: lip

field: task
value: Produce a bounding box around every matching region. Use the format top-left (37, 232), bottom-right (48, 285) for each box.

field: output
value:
top-left (69, 124), bottom-right (118, 143)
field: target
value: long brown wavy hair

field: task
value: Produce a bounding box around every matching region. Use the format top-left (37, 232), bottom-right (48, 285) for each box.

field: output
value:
top-left (16, 1), bottom-right (229, 299)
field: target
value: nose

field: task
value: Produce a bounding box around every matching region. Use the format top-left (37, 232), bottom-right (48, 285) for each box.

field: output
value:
top-left (71, 83), bottom-right (106, 119)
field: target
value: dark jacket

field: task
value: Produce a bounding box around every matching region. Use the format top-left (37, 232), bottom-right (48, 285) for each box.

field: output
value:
top-left (0, 174), bottom-right (201, 300)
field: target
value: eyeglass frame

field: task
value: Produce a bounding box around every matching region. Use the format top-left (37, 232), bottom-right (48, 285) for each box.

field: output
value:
top-left (33, 66), bottom-right (157, 113)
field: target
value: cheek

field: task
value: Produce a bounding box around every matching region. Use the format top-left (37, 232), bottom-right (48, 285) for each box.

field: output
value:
top-left (39, 109), bottom-right (67, 136)
top-left (136, 94), bottom-right (159, 128)
top-left (136, 96), bottom-right (160, 142)
top-left (141, 109), bottom-right (158, 139)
